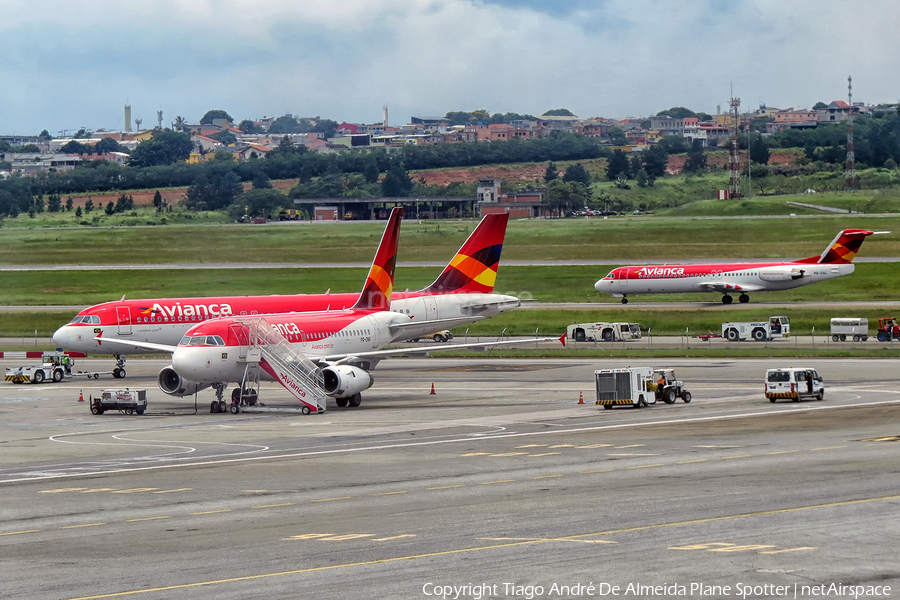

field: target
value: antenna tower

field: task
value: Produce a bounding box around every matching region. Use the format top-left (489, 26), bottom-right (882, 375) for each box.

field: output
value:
top-left (157, 110), bottom-right (164, 129)
top-left (844, 75), bottom-right (858, 191)
top-left (727, 95), bottom-right (742, 199)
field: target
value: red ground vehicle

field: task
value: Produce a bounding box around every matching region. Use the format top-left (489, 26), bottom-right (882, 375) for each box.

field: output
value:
top-left (876, 317), bottom-right (900, 342)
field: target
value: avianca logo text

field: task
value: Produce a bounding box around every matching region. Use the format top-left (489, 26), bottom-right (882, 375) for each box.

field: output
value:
top-left (637, 267), bottom-right (685, 278)
top-left (273, 322), bottom-right (302, 338)
top-left (150, 302), bottom-right (233, 318)
top-left (279, 373), bottom-right (307, 397)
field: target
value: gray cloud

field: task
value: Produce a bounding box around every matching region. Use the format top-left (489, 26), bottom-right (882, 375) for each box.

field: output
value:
top-left (0, 0), bottom-right (897, 134)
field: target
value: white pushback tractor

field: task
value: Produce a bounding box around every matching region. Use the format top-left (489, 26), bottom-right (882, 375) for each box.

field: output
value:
top-left (594, 367), bottom-right (656, 409)
top-left (568, 322), bottom-right (641, 343)
top-left (721, 316), bottom-right (790, 342)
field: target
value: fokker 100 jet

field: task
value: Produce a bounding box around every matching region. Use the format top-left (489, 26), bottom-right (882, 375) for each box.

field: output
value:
top-left (595, 229), bottom-right (882, 304)
top-left (104, 208), bottom-right (549, 413)
top-left (53, 210), bottom-right (519, 377)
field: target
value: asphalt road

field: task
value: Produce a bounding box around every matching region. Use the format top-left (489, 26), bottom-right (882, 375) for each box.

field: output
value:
top-left (1, 357), bottom-right (899, 600)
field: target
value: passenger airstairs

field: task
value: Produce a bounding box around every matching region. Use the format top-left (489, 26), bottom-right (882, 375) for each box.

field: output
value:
top-left (232, 317), bottom-right (327, 414)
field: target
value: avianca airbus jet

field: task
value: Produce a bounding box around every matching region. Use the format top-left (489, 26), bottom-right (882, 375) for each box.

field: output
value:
top-left (595, 229), bottom-right (881, 304)
top-left (108, 208), bottom-right (548, 413)
top-left (52, 211), bottom-right (519, 376)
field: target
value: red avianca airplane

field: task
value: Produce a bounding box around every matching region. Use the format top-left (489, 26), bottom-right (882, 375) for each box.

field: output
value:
top-left (595, 229), bottom-right (883, 304)
top-left (53, 210), bottom-right (519, 377)
top-left (106, 207), bottom-right (547, 414)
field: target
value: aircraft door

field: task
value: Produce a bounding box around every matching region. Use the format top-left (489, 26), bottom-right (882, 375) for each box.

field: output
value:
top-left (116, 307), bottom-right (132, 335)
top-left (229, 322), bottom-right (250, 359)
top-left (423, 296), bottom-right (439, 321)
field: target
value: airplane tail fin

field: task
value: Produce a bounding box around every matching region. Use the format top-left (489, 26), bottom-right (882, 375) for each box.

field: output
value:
top-left (806, 229), bottom-right (876, 264)
top-left (419, 213), bottom-right (509, 294)
top-left (352, 207), bottom-right (402, 310)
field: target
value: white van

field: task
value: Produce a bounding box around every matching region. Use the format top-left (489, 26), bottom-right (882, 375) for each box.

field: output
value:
top-left (765, 367), bottom-right (824, 403)
top-left (830, 318), bottom-right (868, 342)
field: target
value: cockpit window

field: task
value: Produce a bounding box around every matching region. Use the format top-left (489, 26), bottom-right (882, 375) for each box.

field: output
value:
top-left (606, 271), bottom-right (616, 279)
top-left (181, 335), bottom-right (226, 346)
top-left (70, 315), bottom-right (101, 324)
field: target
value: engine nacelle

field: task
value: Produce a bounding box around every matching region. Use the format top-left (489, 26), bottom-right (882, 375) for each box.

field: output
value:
top-left (158, 365), bottom-right (212, 397)
top-left (322, 365), bottom-right (374, 398)
top-left (759, 266), bottom-right (805, 282)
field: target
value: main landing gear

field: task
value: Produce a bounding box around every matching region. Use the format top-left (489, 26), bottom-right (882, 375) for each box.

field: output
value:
top-left (721, 294), bottom-right (751, 305)
top-left (334, 393), bottom-right (362, 408)
top-left (620, 296), bottom-right (628, 304)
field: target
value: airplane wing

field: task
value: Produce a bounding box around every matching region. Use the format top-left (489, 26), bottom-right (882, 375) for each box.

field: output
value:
top-left (96, 337), bottom-right (178, 353)
top-left (697, 282), bottom-right (766, 293)
top-left (459, 298), bottom-right (521, 312)
top-left (318, 336), bottom-right (560, 366)
top-left (389, 316), bottom-right (486, 341)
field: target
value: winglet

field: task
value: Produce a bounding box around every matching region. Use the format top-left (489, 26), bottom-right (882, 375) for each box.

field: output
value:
top-left (353, 207), bottom-right (402, 310)
top-left (420, 213), bottom-right (509, 294)
top-left (559, 332), bottom-right (567, 347)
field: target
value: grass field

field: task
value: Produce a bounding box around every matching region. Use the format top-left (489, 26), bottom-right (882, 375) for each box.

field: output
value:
top-left (2, 262), bottom-right (899, 306)
top-left (3, 213), bottom-right (900, 265)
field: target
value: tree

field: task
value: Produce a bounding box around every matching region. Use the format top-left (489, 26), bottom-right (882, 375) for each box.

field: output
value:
top-left (200, 110), bottom-right (233, 125)
top-left (210, 130), bottom-right (237, 146)
top-left (115, 193), bottom-right (134, 212)
top-left (60, 140), bottom-right (92, 154)
top-left (682, 140), bottom-right (708, 173)
top-left (47, 193), bottom-right (62, 213)
top-left (184, 170), bottom-right (242, 210)
top-left (658, 135), bottom-right (691, 154)
top-left (542, 108), bottom-right (576, 117)
top-left (105, 201), bottom-right (115, 215)
top-left (75, 206), bottom-right (82, 218)
top-left (562, 162), bottom-right (591, 186)
top-left (238, 119), bottom-right (260, 134)
top-left (128, 130), bottom-right (193, 167)
top-left (812, 102), bottom-right (828, 111)
top-left (252, 172), bottom-right (273, 189)
top-left (172, 116), bottom-right (188, 131)
top-left (635, 169), bottom-right (649, 188)
top-left (381, 163), bottom-right (413, 197)
top-left (749, 134), bottom-right (771, 164)
top-left (608, 127), bottom-right (627, 146)
top-left (269, 115), bottom-right (301, 134)
top-left (65, 197), bottom-right (73, 211)
top-left (229, 188), bottom-right (286, 220)
top-left (656, 107), bottom-right (697, 119)
top-left (95, 137), bottom-right (122, 154)
top-left (153, 190), bottom-right (163, 212)
top-left (84, 199), bottom-right (94, 213)
top-left (39, 129), bottom-right (52, 141)
top-left (606, 149), bottom-right (630, 181)
top-left (544, 161), bottom-right (559, 183)
top-left (642, 144), bottom-right (668, 180)
top-left (544, 179), bottom-right (590, 215)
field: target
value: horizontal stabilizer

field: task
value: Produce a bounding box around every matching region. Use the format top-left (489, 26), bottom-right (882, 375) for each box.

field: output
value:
top-left (319, 336), bottom-right (561, 365)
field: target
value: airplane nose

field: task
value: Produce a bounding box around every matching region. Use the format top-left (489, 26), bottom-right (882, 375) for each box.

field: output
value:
top-left (52, 325), bottom-right (70, 348)
top-left (594, 280), bottom-right (606, 291)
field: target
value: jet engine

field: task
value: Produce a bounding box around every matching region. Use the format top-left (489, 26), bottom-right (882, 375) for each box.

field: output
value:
top-left (158, 365), bottom-right (212, 397)
top-left (322, 365), bottom-right (374, 398)
top-left (759, 266), bottom-right (805, 282)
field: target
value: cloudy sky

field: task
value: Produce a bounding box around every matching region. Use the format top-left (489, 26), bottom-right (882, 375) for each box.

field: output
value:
top-left (1, 0), bottom-right (897, 135)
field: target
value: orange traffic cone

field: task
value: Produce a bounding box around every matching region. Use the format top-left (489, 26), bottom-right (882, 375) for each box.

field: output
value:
top-left (578, 391), bottom-right (584, 404)
top-left (78, 390), bottom-right (84, 402)
top-left (430, 383), bottom-right (436, 395)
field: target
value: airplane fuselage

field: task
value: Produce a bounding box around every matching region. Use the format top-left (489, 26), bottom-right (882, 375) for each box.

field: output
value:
top-left (53, 292), bottom-right (519, 355)
top-left (595, 262), bottom-right (855, 297)
top-left (171, 310), bottom-right (407, 384)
